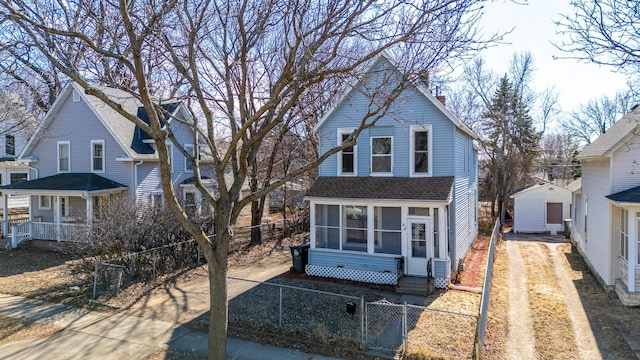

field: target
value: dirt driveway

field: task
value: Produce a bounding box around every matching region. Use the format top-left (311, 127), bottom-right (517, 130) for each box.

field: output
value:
top-left (499, 232), bottom-right (638, 360)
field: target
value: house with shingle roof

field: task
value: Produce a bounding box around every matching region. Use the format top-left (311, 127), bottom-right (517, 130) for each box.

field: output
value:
top-left (572, 106), bottom-right (640, 305)
top-left (0, 82), bottom-right (215, 243)
top-left (305, 55), bottom-right (479, 288)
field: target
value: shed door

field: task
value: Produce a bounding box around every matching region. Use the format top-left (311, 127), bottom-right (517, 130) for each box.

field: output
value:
top-left (546, 202), bottom-right (563, 224)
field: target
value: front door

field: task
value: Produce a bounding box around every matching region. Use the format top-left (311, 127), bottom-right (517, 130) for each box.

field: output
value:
top-left (406, 218), bottom-right (432, 276)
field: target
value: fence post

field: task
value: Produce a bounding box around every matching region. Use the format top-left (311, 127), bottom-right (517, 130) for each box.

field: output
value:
top-left (116, 267), bottom-right (123, 295)
top-left (279, 287), bottom-right (283, 327)
top-left (360, 295), bottom-right (365, 344)
top-left (402, 302), bottom-right (408, 353)
top-left (152, 249), bottom-right (157, 279)
top-left (93, 260), bottom-right (98, 299)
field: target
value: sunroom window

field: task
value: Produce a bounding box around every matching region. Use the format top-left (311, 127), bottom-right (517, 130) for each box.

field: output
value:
top-left (315, 204), bottom-right (340, 249)
top-left (343, 205), bottom-right (367, 251)
top-left (374, 207), bottom-right (401, 255)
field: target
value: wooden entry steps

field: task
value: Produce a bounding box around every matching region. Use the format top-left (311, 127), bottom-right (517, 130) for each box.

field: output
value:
top-left (396, 276), bottom-right (434, 296)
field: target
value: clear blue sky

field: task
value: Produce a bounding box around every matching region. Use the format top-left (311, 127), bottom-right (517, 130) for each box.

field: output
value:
top-left (476, 0), bottom-right (627, 115)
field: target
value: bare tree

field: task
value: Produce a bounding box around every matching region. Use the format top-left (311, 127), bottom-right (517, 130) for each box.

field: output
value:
top-left (555, 1), bottom-right (640, 71)
top-left (0, 0), bottom-right (493, 358)
top-left (538, 133), bottom-right (580, 185)
top-left (561, 91), bottom-right (640, 145)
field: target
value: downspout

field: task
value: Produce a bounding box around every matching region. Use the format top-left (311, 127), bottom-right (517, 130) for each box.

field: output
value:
top-left (25, 164), bottom-right (38, 179)
top-left (134, 160), bottom-right (143, 204)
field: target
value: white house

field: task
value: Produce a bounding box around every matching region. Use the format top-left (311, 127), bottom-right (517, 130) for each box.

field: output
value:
top-left (572, 106), bottom-right (640, 305)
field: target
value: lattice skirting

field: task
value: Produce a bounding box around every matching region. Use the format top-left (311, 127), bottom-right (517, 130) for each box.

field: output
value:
top-left (434, 277), bottom-right (449, 289)
top-left (305, 264), bottom-right (399, 285)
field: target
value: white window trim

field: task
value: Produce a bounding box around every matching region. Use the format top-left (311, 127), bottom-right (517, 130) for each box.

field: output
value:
top-left (72, 90), bottom-right (80, 102)
top-left (8, 171), bottom-right (28, 184)
top-left (58, 141), bottom-right (71, 173)
top-left (39, 195), bottom-right (51, 210)
top-left (410, 124), bottom-right (433, 177)
top-left (185, 143), bottom-right (194, 172)
top-left (167, 143), bottom-right (174, 173)
top-left (337, 128), bottom-right (357, 176)
top-left (370, 136), bottom-right (393, 176)
top-left (91, 140), bottom-right (105, 173)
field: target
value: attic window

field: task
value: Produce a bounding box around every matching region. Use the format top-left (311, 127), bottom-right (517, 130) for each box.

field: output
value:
top-left (72, 90), bottom-right (80, 102)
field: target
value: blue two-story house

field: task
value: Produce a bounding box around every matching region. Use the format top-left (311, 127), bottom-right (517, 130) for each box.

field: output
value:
top-left (306, 55), bottom-right (478, 287)
top-left (0, 82), bottom-right (216, 244)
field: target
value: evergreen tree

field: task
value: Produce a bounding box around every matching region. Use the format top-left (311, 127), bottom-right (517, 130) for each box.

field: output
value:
top-left (481, 75), bottom-right (540, 221)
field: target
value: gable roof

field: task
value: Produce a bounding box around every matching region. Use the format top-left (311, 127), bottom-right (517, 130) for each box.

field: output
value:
top-left (314, 53), bottom-right (478, 140)
top-left (566, 178), bottom-right (582, 192)
top-left (578, 107), bottom-right (640, 159)
top-left (0, 173), bottom-right (127, 193)
top-left (510, 182), bottom-right (571, 199)
top-left (305, 176), bottom-right (453, 202)
top-left (20, 83), bottom-right (186, 161)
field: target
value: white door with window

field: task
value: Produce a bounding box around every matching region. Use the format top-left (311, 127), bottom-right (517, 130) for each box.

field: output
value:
top-left (406, 218), bottom-right (432, 276)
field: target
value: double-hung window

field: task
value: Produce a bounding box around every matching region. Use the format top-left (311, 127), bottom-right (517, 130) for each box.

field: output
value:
top-left (6, 135), bottom-right (15, 156)
top-left (91, 140), bottom-right (105, 172)
top-left (370, 137), bottom-right (392, 174)
top-left (185, 144), bottom-right (194, 172)
top-left (410, 125), bottom-right (432, 176)
top-left (338, 129), bottom-right (356, 175)
top-left (58, 141), bottom-right (70, 172)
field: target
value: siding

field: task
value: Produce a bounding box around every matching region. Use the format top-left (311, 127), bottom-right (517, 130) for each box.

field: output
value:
top-left (309, 249), bottom-right (400, 273)
top-left (581, 158), bottom-right (613, 285)
top-left (317, 76), bottom-right (455, 178)
top-left (611, 136), bottom-right (640, 193)
top-left (27, 94), bottom-right (132, 185)
top-left (450, 129), bottom-right (477, 268)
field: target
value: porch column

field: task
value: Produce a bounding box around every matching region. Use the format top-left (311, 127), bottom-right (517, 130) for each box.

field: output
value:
top-left (439, 206), bottom-right (447, 259)
top-left (309, 201), bottom-right (316, 248)
top-left (55, 195), bottom-right (61, 241)
top-left (86, 196), bottom-right (93, 225)
top-left (367, 205), bottom-right (374, 254)
top-left (2, 193), bottom-right (7, 237)
top-left (629, 209), bottom-right (637, 293)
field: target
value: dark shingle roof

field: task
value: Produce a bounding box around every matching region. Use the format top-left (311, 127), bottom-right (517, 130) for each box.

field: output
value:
top-left (132, 103), bottom-right (181, 154)
top-left (606, 186), bottom-right (640, 204)
top-left (305, 176), bottom-right (453, 201)
top-left (0, 173), bottom-right (127, 192)
top-left (180, 175), bottom-right (212, 185)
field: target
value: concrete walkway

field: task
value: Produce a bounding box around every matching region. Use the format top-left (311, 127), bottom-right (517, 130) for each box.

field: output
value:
top-left (0, 293), bottom-right (340, 359)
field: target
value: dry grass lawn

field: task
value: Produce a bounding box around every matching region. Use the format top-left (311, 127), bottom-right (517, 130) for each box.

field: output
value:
top-left (482, 237), bottom-right (508, 359)
top-left (0, 315), bottom-right (61, 347)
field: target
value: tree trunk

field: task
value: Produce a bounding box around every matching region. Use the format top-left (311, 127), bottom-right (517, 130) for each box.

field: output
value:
top-left (249, 199), bottom-right (263, 246)
top-left (207, 255), bottom-right (227, 360)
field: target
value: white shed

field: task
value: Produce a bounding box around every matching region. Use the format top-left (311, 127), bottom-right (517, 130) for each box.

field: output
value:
top-left (510, 183), bottom-right (573, 234)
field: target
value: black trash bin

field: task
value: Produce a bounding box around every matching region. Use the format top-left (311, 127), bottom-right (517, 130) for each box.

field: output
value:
top-left (290, 243), bottom-right (310, 273)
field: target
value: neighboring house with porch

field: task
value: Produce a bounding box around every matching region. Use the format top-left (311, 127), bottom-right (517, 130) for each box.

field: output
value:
top-left (0, 82), bottom-right (215, 245)
top-left (305, 55), bottom-right (479, 288)
top-left (0, 94), bottom-right (39, 212)
top-left (571, 106), bottom-right (640, 305)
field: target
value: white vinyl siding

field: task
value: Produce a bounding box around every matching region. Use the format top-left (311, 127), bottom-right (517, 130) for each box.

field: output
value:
top-left (91, 140), bottom-right (105, 173)
top-left (58, 141), bottom-right (70, 173)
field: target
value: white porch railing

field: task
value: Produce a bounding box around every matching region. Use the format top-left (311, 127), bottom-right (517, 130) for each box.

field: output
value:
top-left (11, 221), bottom-right (89, 248)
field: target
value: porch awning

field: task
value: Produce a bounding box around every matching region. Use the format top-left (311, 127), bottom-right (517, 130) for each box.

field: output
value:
top-left (0, 173), bottom-right (128, 196)
top-left (305, 176), bottom-right (454, 202)
top-left (606, 185), bottom-right (640, 206)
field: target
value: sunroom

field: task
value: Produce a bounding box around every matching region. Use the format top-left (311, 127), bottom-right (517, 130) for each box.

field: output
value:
top-left (305, 177), bottom-right (453, 286)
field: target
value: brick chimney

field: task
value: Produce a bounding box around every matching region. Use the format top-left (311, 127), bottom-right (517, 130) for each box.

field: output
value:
top-left (436, 95), bottom-right (446, 105)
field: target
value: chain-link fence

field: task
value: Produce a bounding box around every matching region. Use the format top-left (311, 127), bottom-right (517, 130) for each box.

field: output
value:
top-left (93, 239), bottom-right (202, 298)
top-left (365, 300), bottom-right (478, 356)
top-left (93, 219), bottom-right (301, 298)
top-left (228, 276), bottom-right (363, 343)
